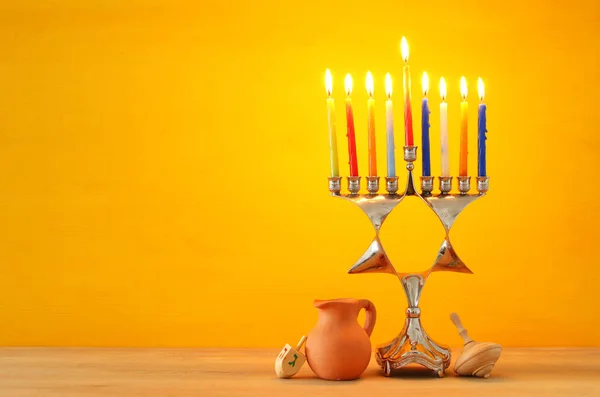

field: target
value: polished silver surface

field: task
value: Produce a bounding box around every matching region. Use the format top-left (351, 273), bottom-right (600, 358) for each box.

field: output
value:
top-left (385, 176), bottom-right (399, 195)
top-left (339, 194), bottom-right (403, 235)
top-left (439, 176), bottom-right (453, 194)
top-left (347, 176), bottom-right (361, 194)
top-left (376, 273), bottom-right (451, 377)
top-left (366, 176), bottom-right (380, 194)
top-left (330, 148), bottom-right (488, 377)
top-left (348, 236), bottom-right (397, 276)
top-left (477, 176), bottom-right (490, 194)
top-left (328, 176), bottom-right (342, 195)
top-left (458, 176), bottom-right (471, 195)
top-left (420, 176), bottom-right (434, 196)
top-left (404, 145), bottom-right (417, 162)
top-left (423, 194), bottom-right (481, 234)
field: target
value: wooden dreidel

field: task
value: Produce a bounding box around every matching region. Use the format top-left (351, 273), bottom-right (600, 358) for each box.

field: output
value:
top-left (450, 313), bottom-right (502, 378)
top-left (275, 336), bottom-right (307, 378)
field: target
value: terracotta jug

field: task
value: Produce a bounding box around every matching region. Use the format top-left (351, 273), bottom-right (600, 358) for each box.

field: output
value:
top-left (305, 298), bottom-right (376, 380)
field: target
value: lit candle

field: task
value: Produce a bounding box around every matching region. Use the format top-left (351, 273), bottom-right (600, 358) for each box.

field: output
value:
top-left (385, 73), bottom-right (395, 177)
top-left (459, 76), bottom-right (468, 176)
top-left (477, 78), bottom-right (487, 177)
top-left (421, 72), bottom-right (431, 176)
top-left (439, 77), bottom-right (450, 177)
top-left (400, 37), bottom-right (414, 147)
top-left (366, 71), bottom-right (377, 177)
top-left (325, 70), bottom-right (339, 177)
top-left (344, 74), bottom-right (359, 177)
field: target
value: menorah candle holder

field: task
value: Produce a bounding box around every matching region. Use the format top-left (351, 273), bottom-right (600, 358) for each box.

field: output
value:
top-left (328, 147), bottom-right (488, 377)
top-left (366, 176), bottom-right (380, 194)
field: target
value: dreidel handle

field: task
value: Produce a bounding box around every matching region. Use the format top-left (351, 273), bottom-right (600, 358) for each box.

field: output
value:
top-left (450, 312), bottom-right (474, 346)
top-left (295, 335), bottom-right (307, 351)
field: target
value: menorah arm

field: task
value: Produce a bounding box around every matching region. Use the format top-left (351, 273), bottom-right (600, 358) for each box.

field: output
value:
top-left (430, 239), bottom-right (474, 274)
top-left (347, 237), bottom-right (397, 276)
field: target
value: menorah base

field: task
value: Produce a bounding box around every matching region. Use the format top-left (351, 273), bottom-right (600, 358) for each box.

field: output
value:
top-left (375, 320), bottom-right (451, 377)
top-left (374, 273), bottom-right (451, 377)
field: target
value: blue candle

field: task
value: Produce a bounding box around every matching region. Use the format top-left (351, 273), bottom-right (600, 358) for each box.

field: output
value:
top-left (477, 78), bottom-right (487, 177)
top-left (385, 73), bottom-right (396, 177)
top-left (421, 72), bottom-right (431, 176)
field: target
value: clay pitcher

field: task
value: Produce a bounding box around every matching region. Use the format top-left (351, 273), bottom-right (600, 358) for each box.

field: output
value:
top-left (306, 298), bottom-right (376, 380)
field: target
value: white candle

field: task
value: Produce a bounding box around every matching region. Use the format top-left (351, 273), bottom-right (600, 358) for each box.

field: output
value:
top-left (440, 77), bottom-right (450, 177)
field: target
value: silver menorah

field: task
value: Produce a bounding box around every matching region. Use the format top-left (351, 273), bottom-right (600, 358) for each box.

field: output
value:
top-left (327, 146), bottom-right (489, 377)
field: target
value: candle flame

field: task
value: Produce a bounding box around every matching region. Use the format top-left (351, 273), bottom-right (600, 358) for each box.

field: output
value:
top-left (478, 77), bottom-right (485, 102)
top-left (400, 37), bottom-right (409, 63)
top-left (325, 69), bottom-right (332, 97)
top-left (460, 76), bottom-right (468, 100)
top-left (422, 72), bottom-right (429, 96)
top-left (366, 71), bottom-right (374, 97)
top-left (440, 77), bottom-right (447, 102)
top-left (345, 73), bottom-right (353, 96)
top-left (385, 73), bottom-right (392, 98)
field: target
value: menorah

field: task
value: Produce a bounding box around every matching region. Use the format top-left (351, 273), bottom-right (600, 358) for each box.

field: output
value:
top-left (327, 145), bottom-right (489, 377)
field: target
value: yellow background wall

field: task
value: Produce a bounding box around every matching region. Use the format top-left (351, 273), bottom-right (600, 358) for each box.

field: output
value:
top-left (0, 0), bottom-right (598, 347)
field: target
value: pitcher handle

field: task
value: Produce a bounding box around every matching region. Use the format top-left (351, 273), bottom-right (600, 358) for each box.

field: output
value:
top-left (359, 299), bottom-right (377, 337)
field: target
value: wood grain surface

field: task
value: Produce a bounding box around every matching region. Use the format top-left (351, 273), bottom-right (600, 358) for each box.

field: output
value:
top-left (0, 348), bottom-right (598, 396)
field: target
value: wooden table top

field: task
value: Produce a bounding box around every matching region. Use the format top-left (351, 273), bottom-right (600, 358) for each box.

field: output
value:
top-left (0, 348), bottom-right (598, 396)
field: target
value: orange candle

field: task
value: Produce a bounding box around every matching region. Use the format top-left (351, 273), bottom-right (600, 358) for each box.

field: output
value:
top-left (459, 76), bottom-right (468, 176)
top-left (366, 72), bottom-right (377, 176)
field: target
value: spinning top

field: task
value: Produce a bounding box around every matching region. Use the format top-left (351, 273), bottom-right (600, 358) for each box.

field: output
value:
top-left (450, 313), bottom-right (502, 378)
top-left (275, 336), bottom-right (307, 378)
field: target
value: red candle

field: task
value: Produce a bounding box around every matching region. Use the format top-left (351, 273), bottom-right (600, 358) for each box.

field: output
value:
top-left (401, 37), bottom-right (414, 146)
top-left (344, 74), bottom-right (359, 176)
